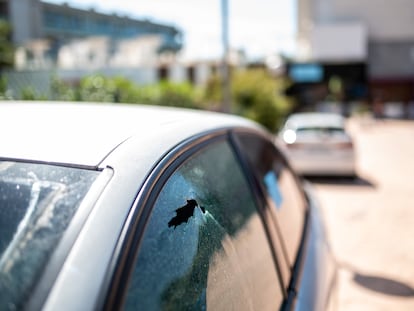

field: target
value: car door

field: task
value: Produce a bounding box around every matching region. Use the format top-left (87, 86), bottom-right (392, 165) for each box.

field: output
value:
top-left (104, 132), bottom-right (285, 311)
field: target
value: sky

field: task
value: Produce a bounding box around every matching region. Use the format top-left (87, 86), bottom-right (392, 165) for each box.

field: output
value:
top-left (44, 0), bottom-right (297, 61)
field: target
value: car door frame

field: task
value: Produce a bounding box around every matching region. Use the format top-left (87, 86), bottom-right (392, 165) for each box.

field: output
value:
top-left (102, 127), bottom-right (290, 311)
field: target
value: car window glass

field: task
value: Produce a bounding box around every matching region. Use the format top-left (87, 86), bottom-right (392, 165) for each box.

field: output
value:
top-left (234, 133), bottom-right (306, 267)
top-left (0, 161), bottom-right (99, 310)
top-left (123, 140), bottom-right (283, 311)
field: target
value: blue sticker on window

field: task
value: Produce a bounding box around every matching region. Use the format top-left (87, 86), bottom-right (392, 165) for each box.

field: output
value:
top-left (264, 171), bottom-right (283, 209)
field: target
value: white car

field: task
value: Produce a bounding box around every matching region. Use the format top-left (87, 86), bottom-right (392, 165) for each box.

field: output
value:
top-left (0, 102), bottom-right (337, 311)
top-left (279, 112), bottom-right (356, 176)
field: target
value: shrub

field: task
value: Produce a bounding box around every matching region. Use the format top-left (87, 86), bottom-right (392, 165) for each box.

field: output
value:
top-left (204, 68), bottom-right (292, 131)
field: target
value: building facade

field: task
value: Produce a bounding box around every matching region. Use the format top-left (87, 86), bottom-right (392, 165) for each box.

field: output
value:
top-left (0, 0), bottom-right (183, 69)
top-left (296, 0), bottom-right (414, 117)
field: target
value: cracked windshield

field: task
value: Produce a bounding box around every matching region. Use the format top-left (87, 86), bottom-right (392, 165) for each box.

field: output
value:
top-left (0, 161), bottom-right (99, 307)
top-left (0, 0), bottom-right (414, 310)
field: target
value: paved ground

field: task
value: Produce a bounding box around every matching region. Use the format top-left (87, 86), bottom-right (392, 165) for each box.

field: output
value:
top-left (309, 117), bottom-right (414, 311)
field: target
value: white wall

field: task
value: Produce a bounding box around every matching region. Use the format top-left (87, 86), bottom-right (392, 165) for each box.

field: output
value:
top-left (298, 0), bottom-right (414, 60)
top-left (332, 0), bottom-right (414, 40)
top-left (311, 22), bottom-right (367, 61)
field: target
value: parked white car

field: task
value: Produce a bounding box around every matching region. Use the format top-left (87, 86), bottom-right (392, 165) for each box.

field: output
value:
top-left (279, 112), bottom-right (356, 176)
top-left (0, 102), bottom-right (337, 311)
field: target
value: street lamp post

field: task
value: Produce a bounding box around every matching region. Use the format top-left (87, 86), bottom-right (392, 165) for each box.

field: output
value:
top-left (221, 0), bottom-right (231, 113)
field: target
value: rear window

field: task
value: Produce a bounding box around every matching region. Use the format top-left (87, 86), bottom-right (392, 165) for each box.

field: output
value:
top-left (296, 127), bottom-right (344, 133)
top-left (0, 161), bottom-right (99, 310)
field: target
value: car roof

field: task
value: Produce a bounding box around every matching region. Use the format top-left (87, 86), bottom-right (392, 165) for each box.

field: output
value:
top-left (0, 101), bottom-right (261, 168)
top-left (284, 112), bottom-right (345, 129)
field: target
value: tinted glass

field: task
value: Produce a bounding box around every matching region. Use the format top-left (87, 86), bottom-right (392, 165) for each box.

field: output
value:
top-left (123, 140), bottom-right (283, 311)
top-left (0, 161), bottom-right (99, 310)
top-left (296, 127), bottom-right (344, 133)
top-left (234, 133), bottom-right (306, 267)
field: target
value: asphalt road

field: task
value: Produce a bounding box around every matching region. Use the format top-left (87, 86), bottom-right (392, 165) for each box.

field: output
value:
top-left (309, 117), bottom-right (414, 311)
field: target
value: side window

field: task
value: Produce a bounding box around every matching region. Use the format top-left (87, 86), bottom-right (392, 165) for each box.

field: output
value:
top-left (123, 140), bottom-right (283, 311)
top-left (234, 133), bottom-right (306, 268)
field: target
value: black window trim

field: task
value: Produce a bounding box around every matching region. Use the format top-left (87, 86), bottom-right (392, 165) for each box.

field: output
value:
top-left (281, 201), bottom-right (310, 310)
top-left (281, 178), bottom-right (312, 310)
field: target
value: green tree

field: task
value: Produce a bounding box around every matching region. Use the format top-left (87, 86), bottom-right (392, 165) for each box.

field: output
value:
top-left (50, 76), bottom-right (77, 101)
top-left (0, 20), bottom-right (14, 69)
top-left (78, 74), bottom-right (117, 102)
top-left (50, 72), bottom-right (293, 132)
top-left (76, 74), bottom-right (202, 108)
top-left (202, 74), bottom-right (222, 110)
top-left (155, 81), bottom-right (202, 109)
top-left (20, 86), bottom-right (47, 100)
top-left (0, 76), bottom-right (7, 95)
top-left (204, 68), bottom-right (292, 131)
